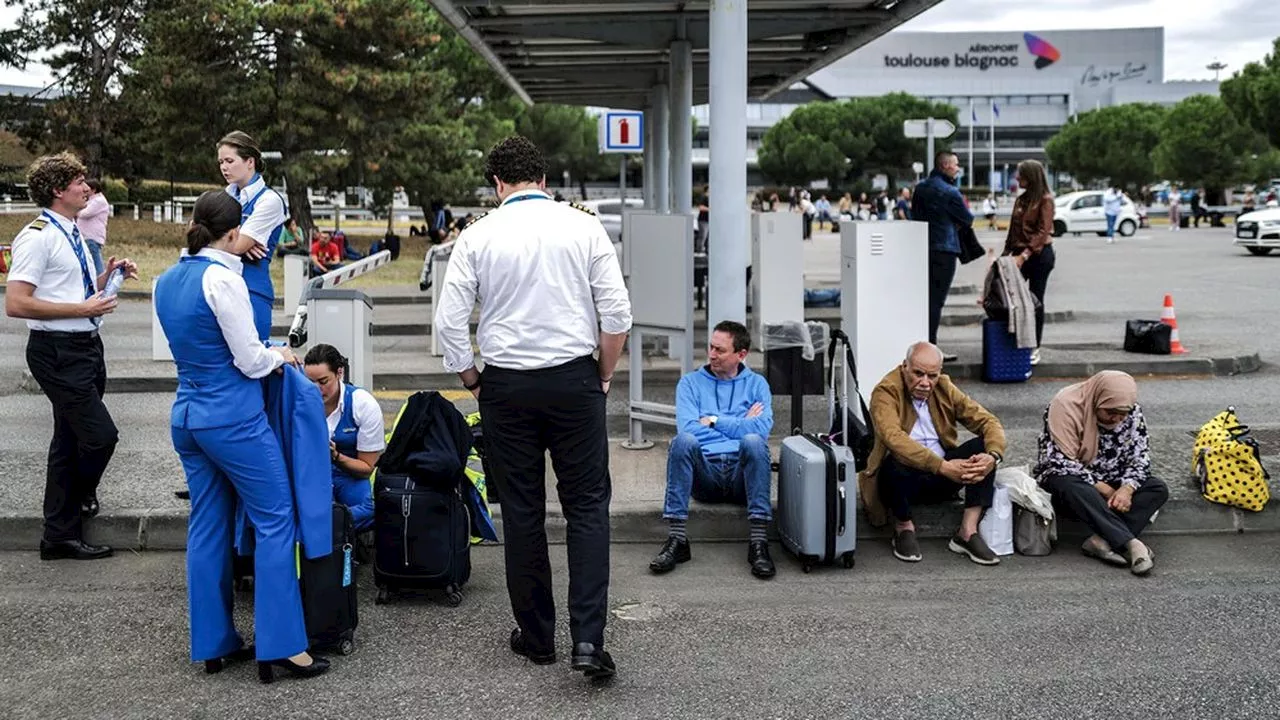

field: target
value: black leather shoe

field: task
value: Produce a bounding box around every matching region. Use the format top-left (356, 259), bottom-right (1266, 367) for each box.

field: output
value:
top-left (748, 540), bottom-right (776, 579)
top-left (257, 655), bottom-right (331, 684)
top-left (39, 539), bottom-right (113, 561)
top-left (509, 629), bottom-right (556, 665)
top-left (81, 495), bottom-right (100, 518)
top-left (571, 642), bottom-right (616, 679)
top-left (648, 537), bottom-right (691, 574)
top-left (204, 644), bottom-right (255, 674)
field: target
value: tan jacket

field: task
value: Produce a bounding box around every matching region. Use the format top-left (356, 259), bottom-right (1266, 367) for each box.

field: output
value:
top-left (858, 367), bottom-right (1007, 527)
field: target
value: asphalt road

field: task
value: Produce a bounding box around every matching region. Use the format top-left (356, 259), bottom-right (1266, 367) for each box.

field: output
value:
top-left (2, 536), bottom-right (1278, 719)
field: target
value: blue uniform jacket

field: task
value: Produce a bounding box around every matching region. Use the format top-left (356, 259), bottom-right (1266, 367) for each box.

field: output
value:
top-left (911, 170), bottom-right (974, 255)
top-left (235, 365), bottom-right (333, 560)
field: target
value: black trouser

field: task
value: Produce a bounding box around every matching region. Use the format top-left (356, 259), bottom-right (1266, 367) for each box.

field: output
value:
top-left (25, 330), bottom-right (119, 542)
top-left (1019, 244), bottom-right (1056, 348)
top-left (479, 355), bottom-right (611, 652)
top-left (878, 437), bottom-right (995, 523)
top-left (1041, 474), bottom-right (1169, 551)
top-left (928, 250), bottom-right (958, 344)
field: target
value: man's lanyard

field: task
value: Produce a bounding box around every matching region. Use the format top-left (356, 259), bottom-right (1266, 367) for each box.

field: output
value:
top-left (502, 193), bottom-right (551, 207)
top-left (42, 211), bottom-right (94, 300)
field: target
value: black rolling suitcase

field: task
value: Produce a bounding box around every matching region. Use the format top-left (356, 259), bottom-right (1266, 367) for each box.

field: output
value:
top-left (372, 472), bottom-right (471, 607)
top-left (299, 503), bottom-right (360, 655)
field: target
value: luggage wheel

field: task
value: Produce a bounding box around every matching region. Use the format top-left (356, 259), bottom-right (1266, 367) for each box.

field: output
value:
top-left (443, 585), bottom-right (463, 607)
top-left (339, 634), bottom-right (355, 656)
top-left (841, 552), bottom-right (855, 569)
top-left (375, 587), bottom-right (392, 605)
top-left (801, 562), bottom-right (813, 574)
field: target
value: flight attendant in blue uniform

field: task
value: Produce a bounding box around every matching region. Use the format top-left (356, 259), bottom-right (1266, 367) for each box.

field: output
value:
top-left (155, 191), bottom-right (330, 683)
top-left (217, 130), bottom-right (287, 342)
top-left (303, 343), bottom-right (385, 531)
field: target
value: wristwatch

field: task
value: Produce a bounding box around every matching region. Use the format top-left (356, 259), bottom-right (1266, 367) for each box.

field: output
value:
top-left (989, 451), bottom-right (1003, 465)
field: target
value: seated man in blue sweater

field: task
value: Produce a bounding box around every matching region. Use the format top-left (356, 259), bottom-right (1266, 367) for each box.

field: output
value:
top-left (650, 320), bottom-right (776, 579)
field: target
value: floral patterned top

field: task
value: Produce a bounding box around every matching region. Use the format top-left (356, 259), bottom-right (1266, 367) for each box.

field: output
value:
top-left (1033, 403), bottom-right (1151, 490)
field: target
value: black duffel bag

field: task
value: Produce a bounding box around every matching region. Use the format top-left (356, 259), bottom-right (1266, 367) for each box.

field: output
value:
top-left (1123, 319), bottom-right (1172, 355)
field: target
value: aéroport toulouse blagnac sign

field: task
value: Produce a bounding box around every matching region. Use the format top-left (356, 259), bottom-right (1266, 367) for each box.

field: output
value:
top-left (883, 32), bottom-right (1063, 72)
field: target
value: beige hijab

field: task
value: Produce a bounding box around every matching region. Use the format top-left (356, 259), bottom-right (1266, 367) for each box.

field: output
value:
top-left (1047, 370), bottom-right (1139, 465)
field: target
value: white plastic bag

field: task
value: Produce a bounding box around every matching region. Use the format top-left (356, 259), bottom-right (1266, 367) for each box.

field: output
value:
top-left (978, 485), bottom-right (1014, 556)
top-left (995, 465), bottom-right (1055, 521)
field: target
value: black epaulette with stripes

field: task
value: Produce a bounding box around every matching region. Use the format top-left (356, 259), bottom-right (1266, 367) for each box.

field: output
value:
top-left (566, 201), bottom-right (596, 216)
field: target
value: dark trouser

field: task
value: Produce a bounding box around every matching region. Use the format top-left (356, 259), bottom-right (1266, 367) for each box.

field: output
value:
top-left (877, 437), bottom-right (995, 523)
top-left (1019, 244), bottom-right (1055, 348)
top-left (928, 250), bottom-right (958, 344)
top-left (25, 330), bottom-right (119, 542)
top-left (479, 355), bottom-right (611, 652)
top-left (1041, 474), bottom-right (1169, 551)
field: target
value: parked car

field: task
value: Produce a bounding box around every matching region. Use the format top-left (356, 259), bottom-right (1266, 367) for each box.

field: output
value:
top-left (1052, 191), bottom-right (1141, 238)
top-left (581, 197), bottom-right (645, 245)
top-left (1233, 207), bottom-right (1280, 256)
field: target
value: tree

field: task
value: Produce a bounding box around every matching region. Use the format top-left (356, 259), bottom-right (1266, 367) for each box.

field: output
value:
top-left (6, 0), bottom-right (147, 175)
top-left (757, 93), bottom-right (956, 186)
top-left (1044, 104), bottom-right (1166, 190)
top-left (1221, 38), bottom-right (1280, 149)
top-left (1153, 95), bottom-right (1255, 201)
top-left (516, 104), bottom-right (613, 198)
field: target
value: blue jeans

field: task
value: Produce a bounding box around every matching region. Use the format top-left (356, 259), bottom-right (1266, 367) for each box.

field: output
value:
top-left (1105, 213), bottom-right (1118, 237)
top-left (662, 432), bottom-right (773, 522)
top-left (86, 241), bottom-right (104, 277)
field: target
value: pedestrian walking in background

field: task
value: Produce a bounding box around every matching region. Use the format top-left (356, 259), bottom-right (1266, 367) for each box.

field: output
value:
top-left (5, 152), bottom-right (136, 560)
top-left (434, 135), bottom-right (632, 681)
top-left (982, 194), bottom-right (999, 231)
top-left (1103, 185), bottom-right (1123, 244)
top-left (1167, 187), bottom-right (1182, 232)
top-left (1002, 159), bottom-right (1055, 365)
top-left (78, 178), bottom-right (111, 275)
top-left (911, 151), bottom-right (974, 361)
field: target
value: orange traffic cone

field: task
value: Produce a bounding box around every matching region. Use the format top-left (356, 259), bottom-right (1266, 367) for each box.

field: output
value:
top-left (1160, 294), bottom-right (1188, 354)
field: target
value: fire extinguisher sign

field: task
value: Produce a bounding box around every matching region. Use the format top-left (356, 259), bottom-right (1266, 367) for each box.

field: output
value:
top-left (599, 111), bottom-right (644, 153)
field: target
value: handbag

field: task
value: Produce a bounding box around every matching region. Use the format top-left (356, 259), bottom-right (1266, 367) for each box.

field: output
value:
top-left (1013, 505), bottom-right (1056, 556)
top-left (825, 329), bottom-right (875, 470)
top-left (982, 261), bottom-right (1041, 322)
top-left (1193, 408), bottom-right (1270, 512)
top-left (1123, 320), bottom-right (1172, 355)
top-left (957, 224), bottom-right (985, 265)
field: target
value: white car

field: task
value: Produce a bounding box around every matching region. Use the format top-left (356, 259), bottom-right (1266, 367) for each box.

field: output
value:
top-left (581, 198), bottom-right (646, 245)
top-left (1233, 207), bottom-right (1280, 256)
top-left (1052, 191), bottom-right (1141, 238)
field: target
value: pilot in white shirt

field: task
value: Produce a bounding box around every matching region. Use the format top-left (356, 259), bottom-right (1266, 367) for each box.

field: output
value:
top-left (433, 136), bottom-right (630, 681)
top-left (4, 152), bottom-right (136, 560)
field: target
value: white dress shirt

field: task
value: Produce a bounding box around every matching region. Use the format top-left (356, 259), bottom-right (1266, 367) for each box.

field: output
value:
top-left (326, 385), bottom-right (387, 452)
top-left (226, 175), bottom-right (287, 249)
top-left (7, 210), bottom-right (99, 332)
top-left (434, 189), bottom-right (633, 372)
top-left (197, 248), bottom-right (283, 379)
top-left (910, 399), bottom-right (946, 458)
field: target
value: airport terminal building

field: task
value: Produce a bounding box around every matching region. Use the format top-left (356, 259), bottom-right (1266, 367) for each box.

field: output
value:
top-left (692, 27), bottom-right (1219, 188)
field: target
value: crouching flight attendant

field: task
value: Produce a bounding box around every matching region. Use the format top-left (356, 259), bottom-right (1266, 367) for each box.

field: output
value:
top-left (155, 191), bottom-right (330, 683)
top-left (303, 343), bottom-right (385, 531)
top-left (217, 131), bottom-right (287, 342)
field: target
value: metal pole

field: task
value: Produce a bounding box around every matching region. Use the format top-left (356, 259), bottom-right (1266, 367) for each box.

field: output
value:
top-left (926, 117), bottom-right (936, 181)
top-left (989, 100), bottom-right (996, 191)
top-left (967, 100), bottom-right (975, 190)
top-left (619, 154), bottom-right (627, 203)
top-left (654, 85), bottom-right (671, 213)
top-left (708, 0), bottom-right (748, 327)
top-left (643, 106), bottom-right (655, 209)
top-left (669, 41), bottom-right (693, 216)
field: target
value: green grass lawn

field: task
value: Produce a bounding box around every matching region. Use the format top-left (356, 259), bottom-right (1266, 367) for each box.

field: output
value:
top-left (0, 215), bottom-right (431, 290)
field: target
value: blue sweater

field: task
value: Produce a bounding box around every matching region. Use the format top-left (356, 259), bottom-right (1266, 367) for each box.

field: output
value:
top-left (675, 364), bottom-right (774, 456)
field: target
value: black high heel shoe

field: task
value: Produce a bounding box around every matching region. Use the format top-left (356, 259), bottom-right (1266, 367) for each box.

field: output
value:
top-left (204, 645), bottom-right (255, 674)
top-left (257, 655), bottom-right (331, 684)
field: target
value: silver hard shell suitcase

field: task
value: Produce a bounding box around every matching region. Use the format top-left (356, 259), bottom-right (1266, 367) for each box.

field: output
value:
top-left (777, 434), bottom-right (857, 572)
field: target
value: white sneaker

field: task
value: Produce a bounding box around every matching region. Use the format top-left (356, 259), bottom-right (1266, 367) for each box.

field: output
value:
top-left (1030, 348), bottom-right (1041, 366)
top-left (1107, 237), bottom-right (1115, 244)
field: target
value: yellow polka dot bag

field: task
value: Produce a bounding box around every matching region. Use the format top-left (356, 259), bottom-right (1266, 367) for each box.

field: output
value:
top-left (1193, 408), bottom-right (1270, 512)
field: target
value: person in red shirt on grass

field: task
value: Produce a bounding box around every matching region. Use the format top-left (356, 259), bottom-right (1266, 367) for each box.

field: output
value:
top-left (309, 231), bottom-right (342, 276)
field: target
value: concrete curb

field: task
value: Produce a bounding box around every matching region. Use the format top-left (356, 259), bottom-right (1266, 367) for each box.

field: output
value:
top-left (62, 351), bottom-right (1261, 395)
top-left (4, 495), bottom-right (1274, 551)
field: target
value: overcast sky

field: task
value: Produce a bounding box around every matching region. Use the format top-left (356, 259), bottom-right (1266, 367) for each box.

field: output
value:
top-left (0, 0), bottom-right (1277, 87)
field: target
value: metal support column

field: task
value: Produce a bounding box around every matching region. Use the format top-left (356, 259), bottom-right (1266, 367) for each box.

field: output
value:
top-left (643, 105), bottom-right (655, 209)
top-left (669, 41), bottom-right (693, 216)
top-left (708, 0), bottom-right (748, 327)
top-left (653, 85), bottom-right (671, 213)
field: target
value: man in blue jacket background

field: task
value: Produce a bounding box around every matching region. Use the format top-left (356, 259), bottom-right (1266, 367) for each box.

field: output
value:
top-left (650, 321), bottom-right (776, 579)
top-left (911, 151), bottom-right (974, 361)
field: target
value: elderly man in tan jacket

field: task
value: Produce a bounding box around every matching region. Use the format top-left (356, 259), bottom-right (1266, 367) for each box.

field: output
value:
top-left (859, 342), bottom-right (1007, 565)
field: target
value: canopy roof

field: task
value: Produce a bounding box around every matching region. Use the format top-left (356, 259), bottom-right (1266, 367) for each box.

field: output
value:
top-left (430, 0), bottom-right (945, 108)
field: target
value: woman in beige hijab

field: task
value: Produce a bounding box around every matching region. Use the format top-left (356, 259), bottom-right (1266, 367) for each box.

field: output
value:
top-left (1033, 371), bottom-right (1168, 575)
